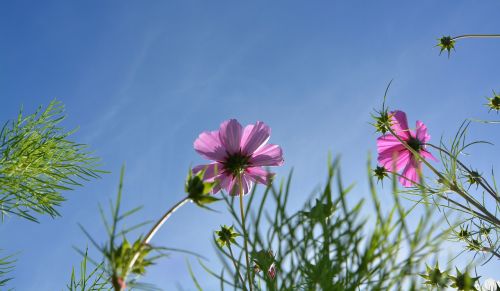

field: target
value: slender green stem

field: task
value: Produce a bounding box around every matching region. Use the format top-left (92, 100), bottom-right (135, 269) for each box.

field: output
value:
top-left (228, 244), bottom-right (247, 290)
top-left (393, 169), bottom-right (491, 220)
top-left (453, 34), bottom-right (500, 40)
top-left (238, 174), bottom-right (253, 291)
top-left (427, 144), bottom-right (500, 204)
top-left (386, 126), bottom-right (500, 227)
top-left (128, 196), bottom-right (191, 273)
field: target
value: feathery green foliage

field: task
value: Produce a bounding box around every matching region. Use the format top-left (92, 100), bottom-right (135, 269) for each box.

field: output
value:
top-left (73, 166), bottom-right (210, 291)
top-left (0, 100), bottom-right (104, 222)
top-left (204, 157), bottom-right (446, 290)
top-left (76, 167), bottom-right (164, 291)
top-left (371, 77), bottom-right (500, 269)
top-left (0, 251), bottom-right (15, 287)
top-left (396, 119), bottom-right (500, 263)
top-left (66, 249), bottom-right (110, 291)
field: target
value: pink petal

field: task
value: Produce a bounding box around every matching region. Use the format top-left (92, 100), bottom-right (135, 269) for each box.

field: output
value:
top-left (390, 110), bottom-right (411, 139)
top-left (415, 120), bottom-right (431, 143)
top-left (211, 183), bottom-right (222, 195)
top-left (399, 157), bottom-right (420, 187)
top-left (226, 177), bottom-right (237, 195)
top-left (377, 134), bottom-right (406, 153)
top-left (378, 149), bottom-right (411, 172)
top-left (241, 121), bottom-right (271, 155)
top-left (420, 149), bottom-right (438, 161)
top-left (194, 130), bottom-right (227, 161)
top-left (226, 174), bottom-right (253, 196)
top-left (245, 167), bottom-right (274, 185)
top-left (209, 172), bottom-right (235, 195)
top-left (215, 173), bottom-right (233, 195)
top-left (219, 119), bottom-right (243, 155)
top-left (250, 144), bottom-right (284, 167)
top-left (240, 175), bottom-right (254, 195)
top-left (193, 163), bottom-right (223, 181)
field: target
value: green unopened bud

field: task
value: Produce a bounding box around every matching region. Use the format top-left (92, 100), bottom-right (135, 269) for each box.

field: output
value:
top-left (450, 268), bottom-right (480, 291)
top-left (466, 238), bottom-right (482, 252)
top-left (467, 170), bottom-right (481, 185)
top-left (480, 227), bottom-right (491, 236)
top-left (437, 36), bottom-right (456, 58)
top-left (371, 109), bottom-right (391, 134)
top-left (457, 226), bottom-right (470, 240)
top-left (420, 263), bottom-right (450, 288)
top-left (486, 91), bottom-right (500, 113)
top-left (185, 169), bottom-right (220, 207)
top-left (215, 225), bottom-right (240, 247)
top-left (373, 166), bottom-right (389, 183)
top-left (301, 198), bottom-right (335, 223)
top-left (111, 237), bottom-right (153, 277)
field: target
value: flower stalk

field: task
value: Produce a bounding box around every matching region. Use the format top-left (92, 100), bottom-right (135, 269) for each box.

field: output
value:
top-left (426, 144), bottom-right (500, 204)
top-left (437, 34), bottom-right (500, 57)
top-left (385, 126), bottom-right (500, 227)
top-left (228, 244), bottom-right (247, 290)
top-left (452, 34), bottom-right (500, 40)
top-left (238, 174), bottom-right (253, 291)
top-left (127, 196), bottom-right (191, 274)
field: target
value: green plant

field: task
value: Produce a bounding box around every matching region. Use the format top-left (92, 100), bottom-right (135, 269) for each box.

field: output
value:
top-left (203, 157), bottom-right (446, 290)
top-left (0, 100), bottom-right (104, 222)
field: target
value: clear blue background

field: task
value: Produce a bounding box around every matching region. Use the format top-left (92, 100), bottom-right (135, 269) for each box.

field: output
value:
top-left (1, 1), bottom-right (500, 290)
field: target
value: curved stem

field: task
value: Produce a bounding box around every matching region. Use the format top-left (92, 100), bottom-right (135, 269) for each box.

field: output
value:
top-left (386, 127), bottom-right (500, 227)
top-left (453, 34), bottom-right (500, 40)
top-left (238, 174), bottom-right (253, 291)
top-left (228, 244), bottom-right (247, 290)
top-left (390, 169), bottom-right (493, 221)
top-left (128, 196), bottom-right (191, 273)
top-left (427, 144), bottom-right (500, 204)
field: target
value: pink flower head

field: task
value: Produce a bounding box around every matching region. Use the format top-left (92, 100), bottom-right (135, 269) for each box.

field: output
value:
top-left (377, 110), bottom-right (437, 187)
top-left (193, 119), bottom-right (284, 195)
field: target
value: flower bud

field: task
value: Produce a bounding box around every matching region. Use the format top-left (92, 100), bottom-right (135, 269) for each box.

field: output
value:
top-left (371, 109), bottom-right (391, 134)
top-left (215, 225), bottom-right (240, 247)
top-left (437, 36), bottom-right (455, 57)
top-left (450, 268), bottom-right (480, 291)
top-left (185, 169), bottom-right (220, 207)
top-left (420, 263), bottom-right (449, 288)
top-left (373, 166), bottom-right (389, 183)
top-left (467, 170), bottom-right (481, 185)
top-left (487, 91), bottom-right (500, 113)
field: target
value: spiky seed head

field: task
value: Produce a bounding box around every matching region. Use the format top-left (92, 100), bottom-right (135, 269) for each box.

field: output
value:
top-left (450, 268), bottom-right (480, 291)
top-left (420, 263), bottom-right (449, 288)
top-left (437, 36), bottom-right (456, 57)
top-left (467, 170), bottom-right (481, 185)
top-left (215, 225), bottom-right (240, 248)
top-left (486, 91), bottom-right (500, 113)
top-left (372, 109), bottom-right (392, 134)
top-left (373, 166), bottom-right (389, 183)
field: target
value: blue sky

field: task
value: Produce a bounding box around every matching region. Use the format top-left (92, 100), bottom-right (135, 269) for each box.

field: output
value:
top-left (1, 1), bottom-right (500, 290)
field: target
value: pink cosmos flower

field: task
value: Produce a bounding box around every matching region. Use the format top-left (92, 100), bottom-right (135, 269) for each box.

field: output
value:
top-left (193, 119), bottom-right (284, 195)
top-left (377, 110), bottom-right (437, 187)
